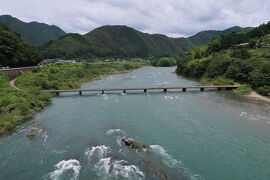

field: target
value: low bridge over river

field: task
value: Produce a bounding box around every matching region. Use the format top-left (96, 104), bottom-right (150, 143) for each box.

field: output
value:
top-left (43, 85), bottom-right (241, 96)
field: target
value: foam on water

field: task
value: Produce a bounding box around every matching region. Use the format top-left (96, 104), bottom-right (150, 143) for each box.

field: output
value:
top-left (103, 95), bottom-right (110, 100)
top-left (239, 111), bottom-right (269, 121)
top-left (164, 95), bottom-right (179, 100)
top-left (52, 149), bottom-right (68, 154)
top-left (84, 145), bottom-right (110, 159)
top-left (106, 129), bottom-right (124, 135)
top-left (157, 81), bottom-right (170, 86)
top-left (46, 159), bottom-right (81, 180)
top-left (95, 157), bottom-right (144, 179)
top-left (150, 145), bottom-right (203, 180)
top-left (150, 145), bottom-right (179, 167)
top-left (41, 131), bottom-right (48, 146)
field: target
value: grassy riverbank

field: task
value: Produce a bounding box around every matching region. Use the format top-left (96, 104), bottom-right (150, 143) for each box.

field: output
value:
top-left (0, 62), bottom-right (146, 136)
top-left (0, 73), bottom-right (51, 135)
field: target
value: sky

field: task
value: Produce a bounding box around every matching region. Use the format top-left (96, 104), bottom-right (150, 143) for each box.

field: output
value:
top-left (0, 0), bottom-right (269, 37)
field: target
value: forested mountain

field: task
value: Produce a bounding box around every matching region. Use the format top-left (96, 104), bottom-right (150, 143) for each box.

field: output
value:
top-left (176, 22), bottom-right (270, 96)
top-left (188, 26), bottom-right (248, 46)
top-left (0, 22), bottom-right (41, 67)
top-left (40, 25), bottom-right (246, 59)
top-left (0, 15), bottom-right (66, 45)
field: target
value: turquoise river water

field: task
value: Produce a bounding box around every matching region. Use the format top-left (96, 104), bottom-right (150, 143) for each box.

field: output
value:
top-left (0, 67), bottom-right (270, 180)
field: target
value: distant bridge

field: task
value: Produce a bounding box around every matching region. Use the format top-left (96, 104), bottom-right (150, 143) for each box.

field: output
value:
top-left (43, 85), bottom-right (241, 96)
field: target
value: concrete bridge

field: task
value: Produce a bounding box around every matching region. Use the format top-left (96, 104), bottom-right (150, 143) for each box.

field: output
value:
top-left (0, 66), bottom-right (38, 80)
top-left (43, 85), bottom-right (241, 96)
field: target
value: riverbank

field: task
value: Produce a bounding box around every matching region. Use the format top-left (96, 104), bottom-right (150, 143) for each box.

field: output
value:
top-left (247, 91), bottom-right (270, 103)
top-left (196, 76), bottom-right (270, 103)
top-left (0, 62), bottom-right (147, 136)
top-left (1, 66), bottom-right (269, 180)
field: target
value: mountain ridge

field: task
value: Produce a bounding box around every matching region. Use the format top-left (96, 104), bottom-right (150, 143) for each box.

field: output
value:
top-left (40, 25), bottom-right (247, 59)
top-left (0, 15), bottom-right (66, 45)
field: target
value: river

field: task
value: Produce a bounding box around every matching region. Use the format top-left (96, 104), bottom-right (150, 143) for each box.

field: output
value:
top-left (0, 67), bottom-right (270, 180)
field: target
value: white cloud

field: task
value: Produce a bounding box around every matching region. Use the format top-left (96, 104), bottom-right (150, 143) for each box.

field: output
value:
top-left (0, 0), bottom-right (269, 37)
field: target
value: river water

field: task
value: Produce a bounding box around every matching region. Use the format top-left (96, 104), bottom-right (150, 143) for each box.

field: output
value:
top-left (1, 67), bottom-right (270, 180)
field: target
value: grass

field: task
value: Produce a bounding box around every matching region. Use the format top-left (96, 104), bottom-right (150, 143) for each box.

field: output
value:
top-left (200, 76), bottom-right (235, 85)
top-left (0, 73), bottom-right (51, 135)
top-left (234, 85), bottom-right (253, 95)
top-left (0, 62), bottom-right (147, 136)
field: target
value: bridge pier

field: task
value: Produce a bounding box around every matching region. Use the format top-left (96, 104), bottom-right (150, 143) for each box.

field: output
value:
top-left (44, 85), bottom-right (241, 95)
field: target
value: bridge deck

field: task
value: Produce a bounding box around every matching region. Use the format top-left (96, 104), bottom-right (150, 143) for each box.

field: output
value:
top-left (43, 85), bottom-right (241, 94)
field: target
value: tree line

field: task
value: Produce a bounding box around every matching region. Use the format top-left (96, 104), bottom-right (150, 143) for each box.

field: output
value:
top-left (176, 22), bottom-right (270, 96)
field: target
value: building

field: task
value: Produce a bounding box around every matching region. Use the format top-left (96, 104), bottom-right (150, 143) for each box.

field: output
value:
top-left (39, 59), bottom-right (77, 65)
top-left (233, 43), bottom-right (250, 49)
top-left (56, 60), bottom-right (77, 64)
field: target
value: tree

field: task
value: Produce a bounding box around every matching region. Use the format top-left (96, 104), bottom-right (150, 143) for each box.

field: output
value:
top-left (231, 49), bottom-right (251, 59)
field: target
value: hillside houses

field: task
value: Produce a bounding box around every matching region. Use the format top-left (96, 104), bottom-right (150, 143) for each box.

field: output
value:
top-left (39, 59), bottom-right (77, 65)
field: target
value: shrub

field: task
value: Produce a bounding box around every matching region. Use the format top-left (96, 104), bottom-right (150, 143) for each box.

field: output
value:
top-left (256, 86), bottom-right (270, 96)
top-left (235, 85), bottom-right (252, 95)
top-left (207, 53), bottom-right (232, 78)
top-left (152, 58), bottom-right (176, 67)
top-left (200, 76), bottom-right (235, 85)
top-left (231, 49), bottom-right (251, 59)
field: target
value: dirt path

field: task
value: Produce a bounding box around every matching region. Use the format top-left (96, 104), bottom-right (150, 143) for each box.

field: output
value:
top-left (9, 78), bottom-right (21, 90)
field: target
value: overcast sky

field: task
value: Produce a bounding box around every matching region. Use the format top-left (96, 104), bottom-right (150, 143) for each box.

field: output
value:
top-left (0, 0), bottom-right (269, 37)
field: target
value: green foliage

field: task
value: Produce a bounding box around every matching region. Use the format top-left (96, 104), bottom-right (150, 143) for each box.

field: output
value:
top-left (184, 58), bottom-right (210, 78)
top-left (176, 21), bottom-right (270, 97)
top-left (225, 58), bottom-right (254, 82)
top-left (0, 15), bottom-right (66, 45)
top-left (0, 22), bottom-right (41, 67)
top-left (206, 22), bottom-right (270, 54)
top-left (231, 49), bottom-right (251, 59)
top-left (200, 76), bottom-right (235, 85)
top-left (152, 58), bottom-right (176, 67)
top-left (0, 62), bottom-right (145, 136)
top-left (0, 73), bottom-right (51, 135)
top-left (16, 62), bottom-right (146, 90)
top-left (206, 53), bottom-right (233, 78)
top-left (235, 85), bottom-right (252, 95)
top-left (256, 86), bottom-right (270, 96)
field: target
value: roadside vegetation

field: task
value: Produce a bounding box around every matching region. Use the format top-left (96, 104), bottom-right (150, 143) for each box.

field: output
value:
top-left (176, 22), bottom-right (270, 97)
top-left (0, 62), bottom-right (146, 136)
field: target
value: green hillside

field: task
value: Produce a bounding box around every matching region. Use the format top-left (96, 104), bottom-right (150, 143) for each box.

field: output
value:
top-left (176, 22), bottom-right (270, 96)
top-left (0, 15), bottom-right (66, 45)
top-left (40, 25), bottom-right (246, 59)
top-left (0, 22), bottom-right (41, 67)
top-left (188, 26), bottom-right (248, 46)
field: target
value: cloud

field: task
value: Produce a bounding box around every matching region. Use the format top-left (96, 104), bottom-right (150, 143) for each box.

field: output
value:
top-left (0, 0), bottom-right (269, 37)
